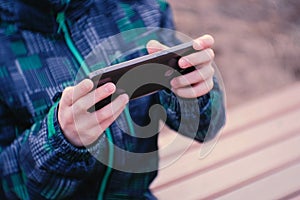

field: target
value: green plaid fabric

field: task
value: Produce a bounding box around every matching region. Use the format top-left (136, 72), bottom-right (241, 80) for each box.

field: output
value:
top-left (0, 0), bottom-right (225, 199)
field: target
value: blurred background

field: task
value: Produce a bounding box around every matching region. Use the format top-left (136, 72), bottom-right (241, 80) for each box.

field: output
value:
top-left (152, 1), bottom-right (300, 199)
top-left (168, 0), bottom-right (300, 107)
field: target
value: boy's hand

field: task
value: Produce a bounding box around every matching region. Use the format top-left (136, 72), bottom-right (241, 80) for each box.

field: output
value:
top-left (147, 34), bottom-right (215, 98)
top-left (58, 79), bottom-right (129, 147)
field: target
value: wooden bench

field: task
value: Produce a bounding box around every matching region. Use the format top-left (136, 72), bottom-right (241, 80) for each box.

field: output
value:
top-left (151, 82), bottom-right (300, 199)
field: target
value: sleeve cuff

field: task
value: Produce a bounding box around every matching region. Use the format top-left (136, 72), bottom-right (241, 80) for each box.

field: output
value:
top-left (158, 89), bottom-right (211, 116)
top-left (46, 102), bottom-right (107, 162)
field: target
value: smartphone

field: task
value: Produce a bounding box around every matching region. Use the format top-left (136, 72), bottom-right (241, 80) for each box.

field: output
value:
top-left (88, 41), bottom-right (197, 111)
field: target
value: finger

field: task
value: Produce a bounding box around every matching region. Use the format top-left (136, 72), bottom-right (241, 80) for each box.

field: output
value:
top-left (83, 125), bottom-right (107, 146)
top-left (91, 105), bottom-right (127, 132)
top-left (94, 94), bottom-right (129, 122)
top-left (73, 79), bottom-right (94, 103)
top-left (178, 48), bottom-right (215, 69)
top-left (60, 86), bottom-right (75, 107)
top-left (79, 112), bottom-right (123, 146)
top-left (146, 40), bottom-right (169, 54)
top-left (171, 64), bottom-right (215, 89)
top-left (57, 104), bottom-right (73, 133)
top-left (74, 82), bottom-right (116, 111)
top-left (193, 34), bottom-right (215, 50)
top-left (172, 78), bottom-right (214, 98)
top-left (73, 124), bottom-right (106, 147)
top-left (72, 93), bottom-right (128, 138)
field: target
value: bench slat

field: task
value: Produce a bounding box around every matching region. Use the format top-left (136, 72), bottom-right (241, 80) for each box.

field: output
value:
top-left (223, 82), bottom-right (300, 133)
top-left (158, 82), bottom-right (300, 159)
top-left (217, 161), bottom-right (300, 200)
top-left (153, 82), bottom-right (300, 199)
top-left (152, 107), bottom-right (300, 191)
top-left (154, 132), bottom-right (300, 199)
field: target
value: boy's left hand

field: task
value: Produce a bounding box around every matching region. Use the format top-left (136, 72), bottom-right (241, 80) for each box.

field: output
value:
top-left (147, 34), bottom-right (215, 98)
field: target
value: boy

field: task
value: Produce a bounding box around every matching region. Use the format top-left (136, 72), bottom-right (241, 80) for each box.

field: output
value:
top-left (0, 0), bottom-right (225, 199)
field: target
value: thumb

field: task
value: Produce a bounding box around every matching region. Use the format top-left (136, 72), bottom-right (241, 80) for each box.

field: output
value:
top-left (146, 40), bottom-right (169, 54)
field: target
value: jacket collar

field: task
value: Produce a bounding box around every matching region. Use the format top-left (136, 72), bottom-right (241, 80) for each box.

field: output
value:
top-left (0, 0), bottom-right (95, 34)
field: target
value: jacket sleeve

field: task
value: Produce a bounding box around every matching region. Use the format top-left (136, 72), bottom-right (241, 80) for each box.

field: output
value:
top-left (159, 77), bottom-right (226, 142)
top-left (158, 1), bottom-right (226, 142)
top-left (0, 102), bottom-right (108, 199)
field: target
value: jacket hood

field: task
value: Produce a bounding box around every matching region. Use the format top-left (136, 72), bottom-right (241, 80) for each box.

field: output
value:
top-left (0, 0), bottom-right (95, 34)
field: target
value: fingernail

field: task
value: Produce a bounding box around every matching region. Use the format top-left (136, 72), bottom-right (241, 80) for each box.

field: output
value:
top-left (147, 40), bottom-right (160, 53)
top-left (104, 83), bottom-right (115, 93)
top-left (179, 58), bottom-right (189, 68)
top-left (121, 94), bottom-right (129, 103)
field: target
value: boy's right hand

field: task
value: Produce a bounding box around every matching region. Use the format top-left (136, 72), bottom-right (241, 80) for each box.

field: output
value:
top-left (58, 79), bottom-right (129, 147)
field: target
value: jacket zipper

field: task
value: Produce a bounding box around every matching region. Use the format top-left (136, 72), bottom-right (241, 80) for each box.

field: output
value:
top-left (56, 11), bottom-right (136, 200)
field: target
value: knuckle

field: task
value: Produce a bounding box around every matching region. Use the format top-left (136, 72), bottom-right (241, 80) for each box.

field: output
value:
top-left (115, 95), bottom-right (128, 106)
top-left (208, 79), bottom-right (214, 90)
top-left (176, 77), bottom-right (185, 86)
top-left (96, 109), bottom-right (108, 121)
top-left (210, 66), bottom-right (215, 75)
top-left (59, 111), bottom-right (74, 130)
top-left (62, 87), bottom-right (74, 104)
top-left (81, 81), bottom-right (91, 92)
top-left (95, 86), bottom-right (108, 99)
top-left (72, 102), bottom-right (85, 112)
top-left (207, 65), bottom-right (215, 77)
top-left (79, 79), bottom-right (93, 91)
top-left (89, 91), bottom-right (98, 103)
top-left (206, 48), bottom-right (215, 60)
top-left (195, 69), bottom-right (205, 80)
top-left (196, 80), bottom-right (214, 97)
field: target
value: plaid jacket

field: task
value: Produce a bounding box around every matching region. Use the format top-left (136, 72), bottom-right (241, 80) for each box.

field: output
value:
top-left (0, 0), bottom-right (225, 199)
